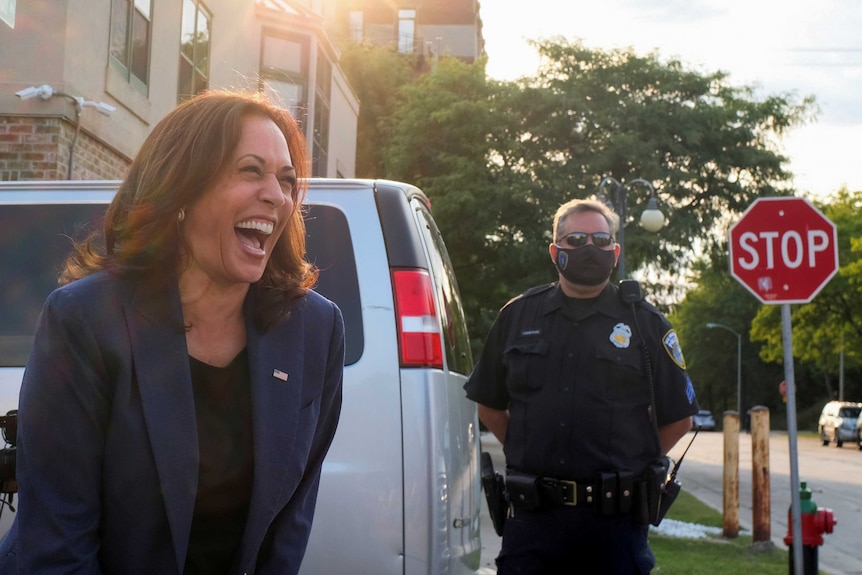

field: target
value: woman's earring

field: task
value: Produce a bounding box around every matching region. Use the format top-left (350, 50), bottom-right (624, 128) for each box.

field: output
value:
top-left (178, 208), bottom-right (186, 222)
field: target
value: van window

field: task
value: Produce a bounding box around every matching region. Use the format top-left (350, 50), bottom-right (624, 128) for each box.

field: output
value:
top-left (0, 204), bottom-right (105, 366)
top-left (839, 407), bottom-right (860, 418)
top-left (304, 205), bottom-right (363, 366)
top-left (0, 202), bottom-right (363, 369)
top-left (413, 204), bottom-right (472, 374)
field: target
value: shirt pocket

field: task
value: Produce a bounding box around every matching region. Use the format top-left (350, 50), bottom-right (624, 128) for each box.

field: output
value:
top-left (594, 345), bottom-right (649, 402)
top-left (503, 340), bottom-right (549, 393)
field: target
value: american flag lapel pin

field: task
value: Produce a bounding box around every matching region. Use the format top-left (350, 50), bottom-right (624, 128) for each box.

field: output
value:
top-left (272, 369), bottom-right (289, 382)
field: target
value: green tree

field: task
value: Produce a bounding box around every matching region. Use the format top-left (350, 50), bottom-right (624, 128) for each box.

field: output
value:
top-left (505, 38), bottom-right (815, 294)
top-left (669, 247), bottom-right (784, 420)
top-left (381, 56), bottom-right (546, 344)
top-left (338, 42), bottom-right (419, 177)
top-left (340, 39), bottom-right (815, 353)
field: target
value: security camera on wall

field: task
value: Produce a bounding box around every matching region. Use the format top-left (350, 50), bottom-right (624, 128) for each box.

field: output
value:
top-left (15, 85), bottom-right (53, 101)
top-left (90, 101), bottom-right (117, 116)
top-left (14, 85), bottom-right (115, 117)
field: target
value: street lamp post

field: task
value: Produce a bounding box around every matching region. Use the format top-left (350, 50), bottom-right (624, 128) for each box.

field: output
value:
top-left (597, 176), bottom-right (665, 279)
top-left (706, 322), bottom-right (742, 418)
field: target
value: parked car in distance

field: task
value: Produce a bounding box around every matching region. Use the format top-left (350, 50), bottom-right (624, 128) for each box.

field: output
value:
top-left (693, 409), bottom-right (716, 431)
top-left (818, 400), bottom-right (862, 448)
top-left (0, 178), bottom-right (481, 574)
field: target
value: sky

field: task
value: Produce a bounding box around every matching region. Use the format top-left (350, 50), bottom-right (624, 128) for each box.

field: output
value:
top-left (480, 0), bottom-right (862, 199)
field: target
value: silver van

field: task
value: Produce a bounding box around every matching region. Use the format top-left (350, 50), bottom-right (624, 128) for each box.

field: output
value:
top-left (0, 179), bottom-right (482, 574)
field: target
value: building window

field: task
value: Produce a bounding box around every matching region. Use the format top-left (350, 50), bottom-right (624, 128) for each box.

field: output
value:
top-left (348, 10), bottom-right (363, 43)
top-left (397, 9), bottom-right (415, 54)
top-left (178, 0), bottom-right (211, 102)
top-left (110, 0), bottom-right (151, 94)
top-left (312, 51), bottom-right (331, 177)
top-left (0, 0), bottom-right (16, 28)
top-left (261, 31), bottom-right (309, 128)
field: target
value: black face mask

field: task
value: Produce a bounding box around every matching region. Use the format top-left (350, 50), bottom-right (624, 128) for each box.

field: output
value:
top-left (554, 244), bottom-right (616, 286)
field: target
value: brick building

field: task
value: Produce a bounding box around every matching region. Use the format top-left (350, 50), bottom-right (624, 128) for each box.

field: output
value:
top-left (0, 0), bottom-right (359, 181)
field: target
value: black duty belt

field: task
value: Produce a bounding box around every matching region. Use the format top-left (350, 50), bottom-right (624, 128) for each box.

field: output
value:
top-left (537, 477), bottom-right (594, 506)
top-left (508, 470), bottom-right (637, 515)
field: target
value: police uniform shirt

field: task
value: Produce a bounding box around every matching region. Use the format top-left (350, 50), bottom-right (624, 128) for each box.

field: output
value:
top-left (464, 282), bottom-right (699, 481)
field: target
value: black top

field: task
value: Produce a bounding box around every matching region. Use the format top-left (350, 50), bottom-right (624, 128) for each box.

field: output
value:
top-left (184, 348), bottom-right (254, 575)
top-left (464, 283), bottom-right (698, 480)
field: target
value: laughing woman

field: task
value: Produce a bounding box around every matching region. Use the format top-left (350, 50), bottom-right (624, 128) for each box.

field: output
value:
top-left (0, 90), bottom-right (344, 575)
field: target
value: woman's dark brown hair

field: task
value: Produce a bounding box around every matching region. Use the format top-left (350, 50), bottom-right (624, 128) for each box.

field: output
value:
top-left (62, 89), bottom-right (317, 329)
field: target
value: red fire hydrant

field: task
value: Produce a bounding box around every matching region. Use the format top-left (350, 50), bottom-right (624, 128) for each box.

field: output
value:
top-left (783, 481), bottom-right (836, 575)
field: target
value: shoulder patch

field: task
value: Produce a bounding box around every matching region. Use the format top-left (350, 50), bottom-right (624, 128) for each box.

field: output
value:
top-left (662, 329), bottom-right (686, 370)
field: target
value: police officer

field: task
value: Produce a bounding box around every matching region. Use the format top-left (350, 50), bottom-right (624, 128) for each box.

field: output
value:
top-left (465, 198), bottom-right (698, 574)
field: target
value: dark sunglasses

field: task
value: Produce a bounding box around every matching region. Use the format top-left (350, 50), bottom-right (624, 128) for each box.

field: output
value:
top-left (558, 231), bottom-right (615, 249)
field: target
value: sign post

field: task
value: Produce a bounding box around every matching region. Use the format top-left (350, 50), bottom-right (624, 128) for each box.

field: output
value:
top-left (729, 197), bottom-right (838, 575)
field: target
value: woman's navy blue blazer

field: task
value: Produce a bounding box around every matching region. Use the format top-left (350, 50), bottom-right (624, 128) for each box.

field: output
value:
top-left (0, 270), bottom-right (345, 574)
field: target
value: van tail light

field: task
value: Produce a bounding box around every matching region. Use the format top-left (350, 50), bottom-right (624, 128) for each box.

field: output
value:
top-left (392, 269), bottom-right (443, 368)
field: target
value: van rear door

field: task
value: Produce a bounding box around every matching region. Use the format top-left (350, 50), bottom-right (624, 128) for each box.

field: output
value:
top-left (300, 183), bottom-right (406, 574)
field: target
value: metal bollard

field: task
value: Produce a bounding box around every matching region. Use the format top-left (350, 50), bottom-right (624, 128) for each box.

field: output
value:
top-left (783, 481), bottom-right (837, 575)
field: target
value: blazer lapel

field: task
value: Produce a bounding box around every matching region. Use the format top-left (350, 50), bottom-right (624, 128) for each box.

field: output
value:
top-left (237, 306), bottom-right (305, 567)
top-left (125, 285), bottom-right (198, 574)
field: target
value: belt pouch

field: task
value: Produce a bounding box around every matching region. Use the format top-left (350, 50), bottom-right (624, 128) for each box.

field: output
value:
top-left (634, 480), bottom-right (649, 525)
top-left (645, 461), bottom-right (667, 525)
top-left (506, 472), bottom-right (541, 510)
top-left (617, 471), bottom-right (634, 514)
top-left (597, 472), bottom-right (618, 516)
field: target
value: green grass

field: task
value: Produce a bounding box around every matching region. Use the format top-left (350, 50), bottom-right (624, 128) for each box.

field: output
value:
top-left (650, 490), bottom-right (826, 575)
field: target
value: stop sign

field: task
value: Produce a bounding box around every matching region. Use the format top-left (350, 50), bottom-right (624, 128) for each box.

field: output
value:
top-left (729, 197), bottom-right (838, 304)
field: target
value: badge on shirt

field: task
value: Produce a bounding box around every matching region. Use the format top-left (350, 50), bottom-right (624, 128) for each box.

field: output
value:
top-left (663, 329), bottom-right (686, 370)
top-left (609, 323), bottom-right (632, 348)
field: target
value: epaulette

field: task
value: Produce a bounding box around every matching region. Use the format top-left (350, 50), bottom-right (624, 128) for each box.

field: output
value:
top-left (623, 291), bottom-right (667, 329)
top-left (501, 283), bottom-right (555, 310)
top-left (638, 298), bottom-right (663, 318)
